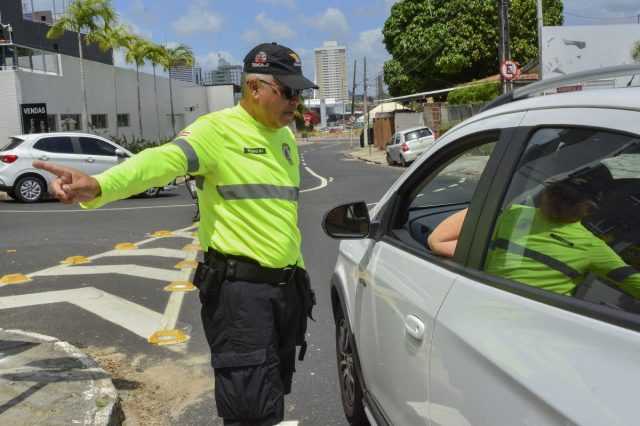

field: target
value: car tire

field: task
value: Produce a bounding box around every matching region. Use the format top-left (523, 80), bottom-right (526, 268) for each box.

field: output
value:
top-left (386, 153), bottom-right (394, 165)
top-left (335, 308), bottom-right (368, 425)
top-left (15, 176), bottom-right (46, 203)
top-left (141, 187), bottom-right (161, 198)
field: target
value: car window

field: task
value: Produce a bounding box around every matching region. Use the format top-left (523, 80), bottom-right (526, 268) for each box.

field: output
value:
top-left (420, 128), bottom-right (432, 138)
top-left (388, 133), bottom-right (499, 252)
top-left (395, 134), bottom-right (401, 144)
top-left (79, 137), bottom-right (116, 156)
top-left (483, 127), bottom-right (640, 311)
top-left (1, 137), bottom-right (24, 151)
top-left (405, 130), bottom-right (420, 141)
top-left (33, 136), bottom-right (74, 154)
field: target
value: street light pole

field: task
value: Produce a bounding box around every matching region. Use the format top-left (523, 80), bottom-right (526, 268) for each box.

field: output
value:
top-left (363, 57), bottom-right (370, 156)
top-left (537, 0), bottom-right (544, 79)
top-left (498, 0), bottom-right (513, 93)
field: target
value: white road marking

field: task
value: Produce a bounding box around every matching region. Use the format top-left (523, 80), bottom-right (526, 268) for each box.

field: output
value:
top-left (30, 265), bottom-right (185, 282)
top-left (278, 422), bottom-right (299, 426)
top-left (300, 166), bottom-right (328, 193)
top-left (434, 188), bottom-right (446, 192)
top-left (0, 204), bottom-right (194, 214)
top-left (448, 184), bottom-right (458, 188)
top-left (97, 248), bottom-right (187, 259)
top-left (0, 287), bottom-right (163, 340)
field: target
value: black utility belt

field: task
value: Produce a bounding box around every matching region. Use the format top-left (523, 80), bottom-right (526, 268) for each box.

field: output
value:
top-left (204, 249), bottom-right (296, 286)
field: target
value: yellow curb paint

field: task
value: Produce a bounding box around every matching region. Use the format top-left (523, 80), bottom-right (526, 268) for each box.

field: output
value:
top-left (0, 273), bottom-right (31, 285)
top-left (182, 243), bottom-right (202, 252)
top-left (152, 230), bottom-right (174, 237)
top-left (115, 242), bottom-right (137, 250)
top-left (175, 260), bottom-right (198, 270)
top-left (148, 329), bottom-right (190, 346)
top-left (61, 256), bottom-right (90, 265)
top-left (164, 281), bottom-right (197, 292)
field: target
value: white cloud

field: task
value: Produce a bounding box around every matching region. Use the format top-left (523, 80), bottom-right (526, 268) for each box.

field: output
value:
top-left (197, 51), bottom-right (237, 71)
top-left (310, 8), bottom-right (350, 38)
top-left (172, 0), bottom-right (223, 36)
top-left (348, 28), bottom-right (390, 90)
top-left (256, 0), bottom-right (296, 9)
top-left (242, 12), bottom-right (295, 43)
top-left (120, 18), bottom-right (153, 39)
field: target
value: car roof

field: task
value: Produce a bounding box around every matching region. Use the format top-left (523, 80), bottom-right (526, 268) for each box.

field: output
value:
top-left (398, 126), bottom-right (431, 134)
top-left (13, 132), bottom-right (113, 140)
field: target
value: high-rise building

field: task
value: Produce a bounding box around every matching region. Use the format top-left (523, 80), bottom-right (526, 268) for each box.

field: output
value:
top-left (314, 41), bottom-right (347, 101)
top-left (203, 56), bottom-right (242, 86)
top-left (170, 65), bottom-right (203, 85)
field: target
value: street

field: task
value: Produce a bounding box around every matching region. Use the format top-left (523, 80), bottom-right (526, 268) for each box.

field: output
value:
top-left (0, 140), bottom-right (404, 425)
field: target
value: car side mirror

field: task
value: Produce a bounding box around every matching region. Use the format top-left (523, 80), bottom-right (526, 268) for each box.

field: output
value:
top-left (115, 149), bottom-right (129, 158)
top-left (322, 201), bottom-right (372, 239)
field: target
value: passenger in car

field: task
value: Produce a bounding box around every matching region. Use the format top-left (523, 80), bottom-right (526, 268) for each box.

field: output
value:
top-left (427, 208), bottom-right (468, 257)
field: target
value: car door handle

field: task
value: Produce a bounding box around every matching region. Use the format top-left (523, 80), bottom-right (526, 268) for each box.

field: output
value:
top-left (404, 315), bottom-right (425, 340)
top-left (85, 158), bottom-right (95, 163)
top-left (38, 155), bottom-right (49, 161)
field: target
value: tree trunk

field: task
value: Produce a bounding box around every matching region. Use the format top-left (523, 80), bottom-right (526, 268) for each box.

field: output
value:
top-left (136, 64), bottom-right (143, 139)
top-left (78, 33), bottom-right (90, 132)
top-left (152, 63), bottom-right (161, 142)
top-left (113, 53), bottom-right (119, 138)
top-left (169, 74), bottom-right (176, 137)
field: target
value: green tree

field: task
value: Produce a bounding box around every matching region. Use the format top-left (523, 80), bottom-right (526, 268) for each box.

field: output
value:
top-left (145, 43), bottom-right (168, 142)
top-left (87, 25), bottom-right (131, 137)
top-left (160, 44), bottom-right (194, 136)
top-left (47, 0), bottom-right (117, 131)
top-left (123, 36), bottom-right (151, 138)
top-left (382, 0), bottom-right (563, 96)
top-left (632, 41), bottom-right (640, 63)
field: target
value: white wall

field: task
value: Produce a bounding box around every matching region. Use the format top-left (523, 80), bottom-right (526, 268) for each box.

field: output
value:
top-left (206, 85), bottom-right (235, 113)
top-left (0, 72), bottom-right (22, 145)
top-left (4, 54), bottom-right (236, 145)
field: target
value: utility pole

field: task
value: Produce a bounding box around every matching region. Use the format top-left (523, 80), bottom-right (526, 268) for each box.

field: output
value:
top-left (350, 59), bottom-right (357, 149)
top-left (498, 0), bottom-right (513, 93)
top-left (363, 57), bottom-right (370, 155)
top-left (537, 0), bottom-right (544, 79)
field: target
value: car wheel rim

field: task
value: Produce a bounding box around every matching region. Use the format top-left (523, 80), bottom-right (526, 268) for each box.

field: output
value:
top-left (20, 179), bottom-right (41, 201)
top-left (337, 318), bottom-right (356, 410)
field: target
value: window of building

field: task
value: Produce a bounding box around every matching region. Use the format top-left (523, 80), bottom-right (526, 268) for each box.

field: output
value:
top-left (90, 114), bottom-right (108, 129)
top-left (5, 45), bottom-right (61, 75)
top-left (47, 115), bottom-right (57, 132)
top-left (0, 45), bottom-right (17, 70)
top-left (33, 136), bottom-right (74, 154)
top-left (60, 114), bottom-right (82, 131)
top-left (117, 113), bottom-right (130, 128)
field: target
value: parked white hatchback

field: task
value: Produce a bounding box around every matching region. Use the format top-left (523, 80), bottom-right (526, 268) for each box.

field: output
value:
top-left (323, 65), bottom-right (640, 426)
top-left (0, 132), bottom-right (164, 202)
top-left (386, 126), bottom-right (435, 167)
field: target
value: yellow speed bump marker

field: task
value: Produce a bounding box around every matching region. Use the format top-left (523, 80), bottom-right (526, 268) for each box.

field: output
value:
top-left (164, 281), bottom-right (196, 292)
top-left (152, 230), bottom-right (174, 238)
top-left (175, 260), bottom-right (199, 270)
top-left (115, 242), bottom-right (137, 250)
top-left (182, 243), bottom-right (202, 252)
top-left (0, 273), bottom-right (31, 285)
top-left (148, 329), bottom-right (190, 346)
top-left (61, 256), bottom-right (90, 265)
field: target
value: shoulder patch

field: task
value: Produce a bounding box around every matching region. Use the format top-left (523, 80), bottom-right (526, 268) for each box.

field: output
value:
top-left (244, 147), bottom-right (267, 154)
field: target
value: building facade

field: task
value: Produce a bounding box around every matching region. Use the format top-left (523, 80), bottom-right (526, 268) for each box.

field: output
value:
top-left (203, 57), bottom-right (242, 86)
top-left (314, 41), bottom-right (347, 101)
top-left (0, 0), bottom-right (234, 145)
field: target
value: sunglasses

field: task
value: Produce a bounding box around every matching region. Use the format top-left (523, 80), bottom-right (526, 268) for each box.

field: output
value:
top-left (257, 79), bottom-right (302, 100)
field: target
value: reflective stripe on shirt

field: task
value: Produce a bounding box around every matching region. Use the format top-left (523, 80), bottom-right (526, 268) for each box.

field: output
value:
top-left (172, 139), bottom-right (199, 173)
top-left (492, 238), bottom-right (582, 279)
top-left (217, 184), bottom-right (299, 201)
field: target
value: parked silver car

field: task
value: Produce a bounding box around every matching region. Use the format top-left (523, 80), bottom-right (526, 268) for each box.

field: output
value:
top-left (323, 65), bottom-right (640, 426)
top-left (0, 132), bottom-right (166, 202)
top-left (386, 126), bottom-right (435, 167)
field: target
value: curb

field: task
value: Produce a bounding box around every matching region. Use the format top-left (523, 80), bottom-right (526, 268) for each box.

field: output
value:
top-left (0, 191), bottom-right (8, 201)
top-left (0, 329), bottom-right (123, 426)
top-left (344, 152), bottom-right (386, 165)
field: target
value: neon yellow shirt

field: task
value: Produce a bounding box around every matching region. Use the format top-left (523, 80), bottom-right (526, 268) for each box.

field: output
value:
top-left (485, 204), bottom-right (640, 298)
top-left (82, 105), bottom-right (304, 268)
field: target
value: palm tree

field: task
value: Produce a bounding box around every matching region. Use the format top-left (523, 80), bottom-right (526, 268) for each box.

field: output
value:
top-left (47, 0), bottom-right (116, 132)
top-left (633, 41), bottom-right (640, 63)
top-left (160, 44), bottom-right (194, 136)
top-left (123, 35), bottom-right (151, 139)
top-left (87, 25), bottom-right (132, 137)
top-left (145, 43), bottom-right (167, 142)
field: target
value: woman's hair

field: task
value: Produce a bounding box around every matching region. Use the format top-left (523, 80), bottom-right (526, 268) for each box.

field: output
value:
top-left (536, 183), bottom-right (596, 223)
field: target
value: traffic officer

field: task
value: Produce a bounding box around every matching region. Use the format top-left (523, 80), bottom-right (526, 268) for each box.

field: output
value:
top-left (34, 42), bottom-right (318, 426)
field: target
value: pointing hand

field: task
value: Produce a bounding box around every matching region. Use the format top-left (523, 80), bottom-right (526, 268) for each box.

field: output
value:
top-left (33, 161), bottom-right (101, 204)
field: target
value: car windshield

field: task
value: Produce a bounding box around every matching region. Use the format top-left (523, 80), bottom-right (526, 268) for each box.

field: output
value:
top-left (1, 137), bottom-right (25, 151)
top-left (405, 130), bottom-right (421, 141)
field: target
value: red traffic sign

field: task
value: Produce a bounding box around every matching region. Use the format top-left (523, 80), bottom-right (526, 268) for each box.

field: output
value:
top-left (500, 60), bottom-right (521, 81)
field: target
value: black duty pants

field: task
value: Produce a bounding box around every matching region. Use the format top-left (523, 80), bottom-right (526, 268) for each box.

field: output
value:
top-left (200, 278), bottom-right (299, 426)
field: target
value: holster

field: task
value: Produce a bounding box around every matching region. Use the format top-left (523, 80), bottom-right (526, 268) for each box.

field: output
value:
top-left (193, 261), bottom-right (225, 304)
top-left (294, 267), bottom-right (316, 361)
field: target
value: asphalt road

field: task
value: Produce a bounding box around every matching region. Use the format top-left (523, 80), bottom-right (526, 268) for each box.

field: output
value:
top-left (0, 139), bottom-right (404, 425)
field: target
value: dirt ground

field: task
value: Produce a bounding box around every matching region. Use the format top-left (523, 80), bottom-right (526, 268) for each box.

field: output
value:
top-left (85, 346), bottom-right (214, 426)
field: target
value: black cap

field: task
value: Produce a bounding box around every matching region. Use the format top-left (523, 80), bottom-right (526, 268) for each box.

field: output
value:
top-left (243, 42), bottom-right (318, 90)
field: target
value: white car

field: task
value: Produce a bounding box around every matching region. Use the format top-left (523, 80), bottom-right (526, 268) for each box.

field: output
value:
top-left (0, 132), bottom-right (167, 202)
top-left (323, 65), bottom-right (640, 426)
top-left (386, 126), bottom-right (435, 167)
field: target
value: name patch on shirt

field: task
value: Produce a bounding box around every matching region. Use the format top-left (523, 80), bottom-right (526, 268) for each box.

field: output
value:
top-left (244, 147), bottom-right (267, 154)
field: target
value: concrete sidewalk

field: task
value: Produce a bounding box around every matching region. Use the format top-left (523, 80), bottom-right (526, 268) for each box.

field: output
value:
top-left (345, 145), bottom-right (388, 165)
top-left (0, 329), bottom-right (121, 425)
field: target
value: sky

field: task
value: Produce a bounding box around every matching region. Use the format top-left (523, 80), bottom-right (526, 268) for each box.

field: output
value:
top-left (34, 0), bottom-right (640, 93)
